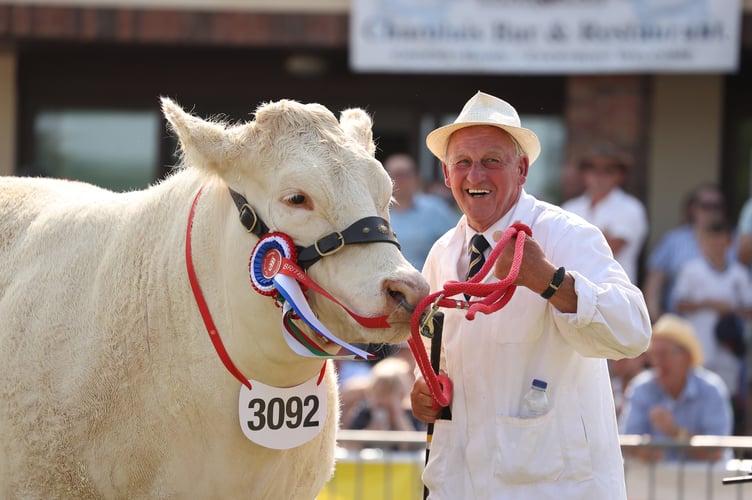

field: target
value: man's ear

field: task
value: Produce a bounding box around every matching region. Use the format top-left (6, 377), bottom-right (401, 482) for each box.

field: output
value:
top-left (442, 163), bottom-right (450, 187)
top-left (518, 156), bottom-right (530, 185)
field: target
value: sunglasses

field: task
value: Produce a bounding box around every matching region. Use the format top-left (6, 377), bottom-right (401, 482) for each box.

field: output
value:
top-left (696, 201), bottom-right (723, 210)
top-left (581, 161), bottom-right (621, 175)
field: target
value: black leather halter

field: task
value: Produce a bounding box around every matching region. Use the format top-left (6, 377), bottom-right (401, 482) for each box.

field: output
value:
top-left (228, 188), bottom-right (400, 270)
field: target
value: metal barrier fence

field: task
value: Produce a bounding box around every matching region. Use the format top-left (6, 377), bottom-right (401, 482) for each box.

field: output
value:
top-left (317, 431), bottom-right (752, 500)
top-left (621, 434), bottom-right (752, 500)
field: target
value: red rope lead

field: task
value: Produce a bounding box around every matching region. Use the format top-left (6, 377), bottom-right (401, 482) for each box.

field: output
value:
top-left (408, 223), bottom-right (532, 408)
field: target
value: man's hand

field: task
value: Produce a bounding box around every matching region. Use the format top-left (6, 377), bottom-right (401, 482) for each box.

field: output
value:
top-left (492, 230), bottom-right (554, 291)
top-left (492, 227), bottom-right (577, 313)
top-left (411, 376), bottom-right (441, 423)
top-left (649, 406), bottom-right (678, 437)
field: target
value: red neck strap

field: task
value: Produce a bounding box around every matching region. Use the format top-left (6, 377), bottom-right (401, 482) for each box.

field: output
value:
top-left (186, 186), bottom-right (254, 390)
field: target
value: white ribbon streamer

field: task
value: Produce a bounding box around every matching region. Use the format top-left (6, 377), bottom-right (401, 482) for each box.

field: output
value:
top-left (274, 273), bottom-right (372, 360)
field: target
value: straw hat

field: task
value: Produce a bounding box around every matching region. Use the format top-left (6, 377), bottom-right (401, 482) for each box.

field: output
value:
top-left (651, 314), bottom-right (704, 366)
top-left (426, 91), bottom-right (541, 165)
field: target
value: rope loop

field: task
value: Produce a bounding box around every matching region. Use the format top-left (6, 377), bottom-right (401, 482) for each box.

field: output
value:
top-left (408, 223), bottom-right (532, 408)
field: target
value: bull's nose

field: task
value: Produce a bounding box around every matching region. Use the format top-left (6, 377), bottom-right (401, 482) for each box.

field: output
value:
top-left (384, 272), bottom-right (429, 311)
top-left (398, 296), bottom-right (415, 312)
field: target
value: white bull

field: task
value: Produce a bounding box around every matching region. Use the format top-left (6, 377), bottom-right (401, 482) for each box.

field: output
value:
top-left (0, 98), bottom-right (429, 499)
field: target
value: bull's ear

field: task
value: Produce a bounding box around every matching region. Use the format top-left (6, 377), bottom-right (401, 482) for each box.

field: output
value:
top-left (161, 97), bottom-right (244, 174)
top-left (339, 108), bottom-right (376, 157)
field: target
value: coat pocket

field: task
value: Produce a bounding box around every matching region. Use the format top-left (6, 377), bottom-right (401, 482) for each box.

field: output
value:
top-left (493, 409), bottom-right (565, 484)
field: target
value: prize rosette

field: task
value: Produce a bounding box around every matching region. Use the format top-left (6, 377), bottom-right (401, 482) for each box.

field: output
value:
top-left (249, 233), bottom-right (298, 296)
top-left (248, 231), bottom-right (372, 360)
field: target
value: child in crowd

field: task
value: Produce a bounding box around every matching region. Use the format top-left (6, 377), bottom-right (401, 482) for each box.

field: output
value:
top-left (345, 357), bottom-right (424, 449)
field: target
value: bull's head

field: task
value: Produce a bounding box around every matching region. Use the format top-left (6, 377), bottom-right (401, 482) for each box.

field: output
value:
top-left (162, 97), bottom-right (429, 371)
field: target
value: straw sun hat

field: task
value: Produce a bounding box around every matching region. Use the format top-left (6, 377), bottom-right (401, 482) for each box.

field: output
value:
top-left (651, 313), bottom-right (704, 366)
top-left (426, 91), bottom-right (541, 165)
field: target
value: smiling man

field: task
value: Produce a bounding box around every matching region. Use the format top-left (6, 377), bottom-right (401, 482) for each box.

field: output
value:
top-left (410, 91), bottom-right (652, 499)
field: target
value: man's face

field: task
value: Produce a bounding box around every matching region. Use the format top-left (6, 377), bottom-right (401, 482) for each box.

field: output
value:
top-left (581, 155), bottom-right (624, 198)
top-left (699, 228), bottom-right (731, 261)
top-left (442, 126), bottom-right (528, 232)
top-left (691, 188), bottom-right (725, 227)
top-left (385, 155), bottom-right (420, 203)
top-left (646, 337), bottom-right (692, 391)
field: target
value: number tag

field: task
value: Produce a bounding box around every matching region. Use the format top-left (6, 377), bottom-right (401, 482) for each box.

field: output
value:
top-left (238, 376), bottom-right (327, 449)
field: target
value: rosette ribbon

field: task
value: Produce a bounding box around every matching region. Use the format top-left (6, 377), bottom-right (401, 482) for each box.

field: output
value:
top-left (249, 232), bottom-right (388, 360)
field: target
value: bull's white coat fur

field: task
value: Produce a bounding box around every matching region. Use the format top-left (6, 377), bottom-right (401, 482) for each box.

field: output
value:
top-left (0, 98), bottom-right (428, 499)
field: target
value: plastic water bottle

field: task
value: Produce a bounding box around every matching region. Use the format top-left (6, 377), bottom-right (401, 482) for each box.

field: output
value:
top-left (520, 379), bottom-right (549, 418)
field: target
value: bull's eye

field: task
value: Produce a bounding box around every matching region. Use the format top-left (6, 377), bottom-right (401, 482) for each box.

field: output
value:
top-left (285, 194), bottom-right (306, 205)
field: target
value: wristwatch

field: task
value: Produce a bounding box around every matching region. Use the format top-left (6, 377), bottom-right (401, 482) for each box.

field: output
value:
top-left (541, 266), bottom-right (566, 299)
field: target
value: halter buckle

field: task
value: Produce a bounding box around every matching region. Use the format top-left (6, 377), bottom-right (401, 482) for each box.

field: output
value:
top-left (314, 232), bottom-right (345, 257)
top-left (239, 203), bottom-right (259, 233)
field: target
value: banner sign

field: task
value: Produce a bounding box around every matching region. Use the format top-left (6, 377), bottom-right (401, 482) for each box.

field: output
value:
top-left (350, 0), bottom-right (742, 74)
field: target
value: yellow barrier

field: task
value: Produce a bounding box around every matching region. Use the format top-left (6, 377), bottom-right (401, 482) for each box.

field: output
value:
top-left (318, 448), bottom-right (424, 500)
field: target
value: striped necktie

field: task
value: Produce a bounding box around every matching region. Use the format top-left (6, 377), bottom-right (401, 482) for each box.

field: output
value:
top-left (466, 233), bottom-right (490, 280)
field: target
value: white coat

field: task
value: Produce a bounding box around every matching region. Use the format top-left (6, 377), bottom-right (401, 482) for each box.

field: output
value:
top-left (421, 191), bottom-right (651, 499)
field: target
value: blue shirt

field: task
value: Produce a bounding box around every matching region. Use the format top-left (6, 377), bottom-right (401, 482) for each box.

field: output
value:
top-left (389, 193), bottom-right (458, 270)
top-left (619, 367), bottom-right (732, 461)
top-left (738, 198), bottom-right (752, 236)
top-left (647, 225), bottom-right (700, 313)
